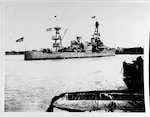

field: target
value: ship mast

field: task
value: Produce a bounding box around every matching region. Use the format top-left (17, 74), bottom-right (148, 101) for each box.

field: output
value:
top-left (52, 15), bottom-right (62, 51)
top-left (94, 21), bottom-right (100, 38)
top-left (91, 21), bottom-right (103, 52)
top-left (52, 27), bottom-right (62, 51)
top-left (91, 21), bottom-right (100, 44)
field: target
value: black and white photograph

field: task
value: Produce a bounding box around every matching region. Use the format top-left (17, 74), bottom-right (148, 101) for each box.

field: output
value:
top-left (0, 0), bottom-right (149, 115)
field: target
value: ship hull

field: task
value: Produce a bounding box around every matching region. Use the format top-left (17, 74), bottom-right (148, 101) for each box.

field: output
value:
top-left (24, 49), bottom-right (115, 60)
top-left (46, 90), bottom-right (145, 112)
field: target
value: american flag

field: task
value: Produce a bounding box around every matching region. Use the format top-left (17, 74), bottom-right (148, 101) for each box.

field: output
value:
top-left (91, 16), bottom-right (96, 18)
top-left (16, 37), bottom-right (24, 42)
top-left (46, 27), bottom-right (52, 32)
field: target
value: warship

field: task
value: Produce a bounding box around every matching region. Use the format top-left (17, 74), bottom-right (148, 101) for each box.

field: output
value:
top-left (24, 21), bottom-right (115, 60)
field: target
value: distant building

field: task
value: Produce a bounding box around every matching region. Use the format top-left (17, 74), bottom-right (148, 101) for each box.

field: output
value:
top-left (116, 47), bottom-right (144, 54)
top-left (5, 51), bottom-right (25, 55)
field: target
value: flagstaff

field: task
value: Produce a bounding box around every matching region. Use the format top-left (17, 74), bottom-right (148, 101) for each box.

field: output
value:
top-left (16, 37), bottom-right (26, 52)
top-left (54, 15), bottom-right (58, 27)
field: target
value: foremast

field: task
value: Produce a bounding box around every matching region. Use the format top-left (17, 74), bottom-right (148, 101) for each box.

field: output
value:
top-left (52, 27), bottom-right (62, 51)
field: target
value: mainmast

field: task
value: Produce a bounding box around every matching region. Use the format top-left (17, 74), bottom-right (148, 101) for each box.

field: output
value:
top-left (93, 21), bottom-right (100, 39)
top-left (91, 21), bottom-right (103, 52)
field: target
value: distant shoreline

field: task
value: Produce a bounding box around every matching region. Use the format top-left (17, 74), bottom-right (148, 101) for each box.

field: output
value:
top-left (5, 51), bottom-right (24, 55)
top-left (115, 47), bottom-right (143, 55)
top-left (5, 47), bottom-right (144, 55)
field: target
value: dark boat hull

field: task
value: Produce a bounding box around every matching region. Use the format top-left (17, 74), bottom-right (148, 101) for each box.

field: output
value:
top-left (46, 90), bottom-right (145, 112)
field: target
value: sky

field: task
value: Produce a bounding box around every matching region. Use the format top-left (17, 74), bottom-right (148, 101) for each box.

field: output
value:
top-left (2, 0), bottom-right (149, 51)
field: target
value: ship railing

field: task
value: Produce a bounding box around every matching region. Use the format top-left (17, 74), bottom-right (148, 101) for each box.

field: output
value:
top-left (52, 36), bottom-right (61, 40)
top-left (53, 43), bottom-right (61, 47)
top-left (94, 32), bottom-right (100, 36)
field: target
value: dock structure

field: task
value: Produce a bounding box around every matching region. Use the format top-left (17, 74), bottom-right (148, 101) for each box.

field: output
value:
top-left (123, 56), bottom-right (144, 93)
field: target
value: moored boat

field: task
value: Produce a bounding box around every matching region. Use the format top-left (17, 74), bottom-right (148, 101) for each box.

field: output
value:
top-left (46, 90), bottom-right (145, 112)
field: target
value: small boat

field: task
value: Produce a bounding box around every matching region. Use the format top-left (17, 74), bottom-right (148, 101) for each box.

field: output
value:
top-left (46, 90), bottom-right (145, 112)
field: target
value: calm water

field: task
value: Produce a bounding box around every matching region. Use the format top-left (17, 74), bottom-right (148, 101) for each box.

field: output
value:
top-left (5, 54), bottom-right (142, 112)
